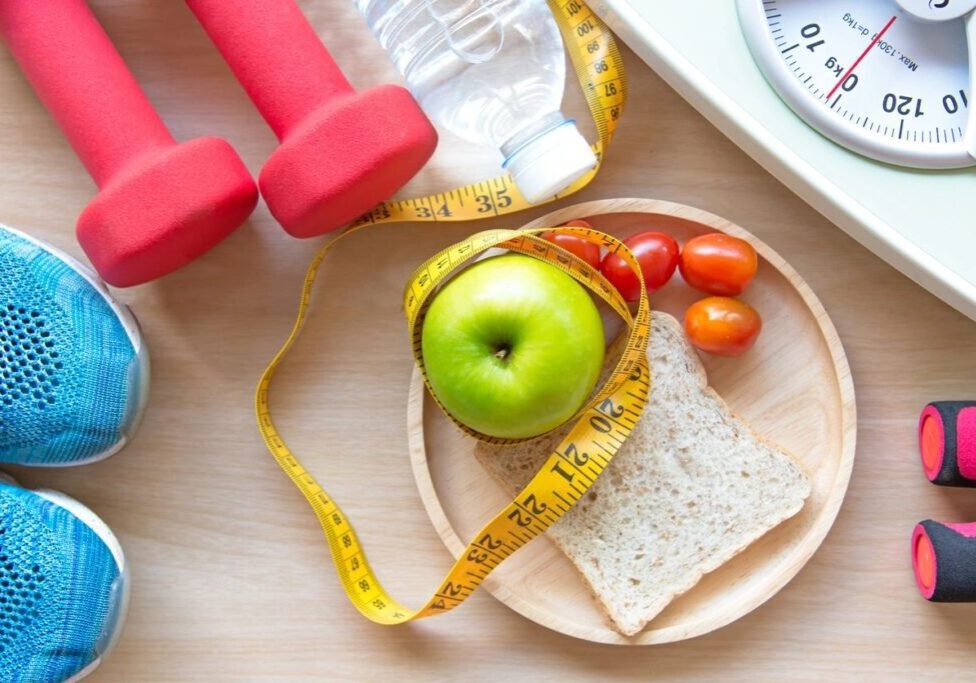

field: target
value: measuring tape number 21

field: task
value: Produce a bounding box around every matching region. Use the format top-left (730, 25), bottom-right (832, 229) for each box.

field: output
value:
top-left (255, 0), bottom-right (640, 625)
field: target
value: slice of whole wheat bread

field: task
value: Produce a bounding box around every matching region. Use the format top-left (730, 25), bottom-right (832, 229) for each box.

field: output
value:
top-left (475, 311), bottom-right (811, 636)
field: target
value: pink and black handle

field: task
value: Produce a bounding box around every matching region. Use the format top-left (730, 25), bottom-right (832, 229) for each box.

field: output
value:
top-left (0, 0), bottom-right (258, 287)
top-left (912, 402), bottom-right (976, 601)
top-left (912, 520), bottom-right (976, 601)
top-left (184, 0), bottom-right (438, 238)
top-left (918, 401), bottom-right (976, 486)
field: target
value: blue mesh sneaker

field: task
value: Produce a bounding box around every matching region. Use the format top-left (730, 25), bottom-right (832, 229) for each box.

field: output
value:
top-left (0, 225), bottom-right (149, 466)
top-left (0, 475), bottom-right (128, 682)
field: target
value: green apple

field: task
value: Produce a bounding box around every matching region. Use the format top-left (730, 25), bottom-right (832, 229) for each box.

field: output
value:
top-left (421, 253), bottom-right (605, 439)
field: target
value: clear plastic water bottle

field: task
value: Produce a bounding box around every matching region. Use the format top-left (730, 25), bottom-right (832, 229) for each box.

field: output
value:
top-left (354, 0), bottom-right (597, 203)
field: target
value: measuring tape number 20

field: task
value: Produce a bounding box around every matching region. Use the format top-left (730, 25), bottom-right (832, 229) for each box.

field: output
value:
top-left (255, 0), bottom-right (641, 625)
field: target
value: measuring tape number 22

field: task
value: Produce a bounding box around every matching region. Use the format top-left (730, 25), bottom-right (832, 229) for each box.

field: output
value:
top-left (255, 0), bottom-right (640, 625)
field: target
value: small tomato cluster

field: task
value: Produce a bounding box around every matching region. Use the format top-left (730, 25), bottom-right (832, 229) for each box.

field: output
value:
top-left (542, 221), bottom-right (762, 357)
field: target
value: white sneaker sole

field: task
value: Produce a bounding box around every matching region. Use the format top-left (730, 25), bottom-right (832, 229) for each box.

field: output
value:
top-left (0, 473), bottom-right (129, 682)
top-left (2, 225), bottom-right (151, 466)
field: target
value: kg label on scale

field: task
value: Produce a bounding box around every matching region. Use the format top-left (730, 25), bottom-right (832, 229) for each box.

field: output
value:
top-left (738, 0), bottom-right (976, 168)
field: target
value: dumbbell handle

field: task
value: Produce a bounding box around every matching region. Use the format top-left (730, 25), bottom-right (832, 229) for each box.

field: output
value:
top-left (185, 0), bottom-right (354, 140)
top-left (913, 520), bottom-right (976, 601)
top-left (0, 0), bottom-right (176, 188)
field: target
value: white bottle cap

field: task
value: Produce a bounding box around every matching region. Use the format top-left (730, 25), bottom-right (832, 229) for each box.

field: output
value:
top-left (504, 121), bottom-right (597, 204)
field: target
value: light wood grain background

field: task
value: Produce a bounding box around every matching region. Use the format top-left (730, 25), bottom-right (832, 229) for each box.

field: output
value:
top-left (1, 1), bottom-right (974, 680)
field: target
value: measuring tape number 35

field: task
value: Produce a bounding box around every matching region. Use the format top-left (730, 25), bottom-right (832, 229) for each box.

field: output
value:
top-left (255, 0), bottom-right (640, 626)
top-left (351, 0), bottom-right (627, 227)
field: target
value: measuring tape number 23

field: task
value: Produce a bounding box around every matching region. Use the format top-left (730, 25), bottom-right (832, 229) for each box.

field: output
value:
top-left (255, 0), bottom-right (641, 625)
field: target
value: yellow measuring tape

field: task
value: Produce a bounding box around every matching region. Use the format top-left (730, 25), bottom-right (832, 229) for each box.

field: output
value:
top-left (349, 0), bottom-right (626, 227)
top-left (255, 0), bottom-right (643, 624)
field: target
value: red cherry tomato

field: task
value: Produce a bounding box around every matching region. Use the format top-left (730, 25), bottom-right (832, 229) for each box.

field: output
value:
top-left (684, 297), bottom-right (762, 357)
top-left (679, 233), bottom-right (758, 296)
top-left (542, 220), bottom-right (601, 270)
top-left (600, 231), bottom-right (679, 301)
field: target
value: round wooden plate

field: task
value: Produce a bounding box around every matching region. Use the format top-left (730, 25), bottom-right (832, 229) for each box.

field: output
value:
top-left (407, 198), bottom-right (856, 644)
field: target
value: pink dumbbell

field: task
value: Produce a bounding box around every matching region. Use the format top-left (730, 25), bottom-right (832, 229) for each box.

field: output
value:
top-left (912, 520), bottom-right (976, 602)
top-left (185, 0), bottom-right (438, 238)
top-left (911, 402), bottom-right (976, 602)
top-left (918, 401), bottom-right (976, 486)
top-left (0, 0), bottom-right (258, 287)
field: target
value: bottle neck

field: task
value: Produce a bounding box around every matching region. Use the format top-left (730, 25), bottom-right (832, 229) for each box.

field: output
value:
top-left (500, 111), bottom-right (569, 166)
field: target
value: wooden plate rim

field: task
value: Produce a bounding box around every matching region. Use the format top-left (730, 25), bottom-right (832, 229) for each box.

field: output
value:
top-left (407, 198), bottom-right (856, 644)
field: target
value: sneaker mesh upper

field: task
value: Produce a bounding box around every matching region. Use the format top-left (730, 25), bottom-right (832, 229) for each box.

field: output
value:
top-left (0, 483), bottom-right (121, 682)
top-left (0, 228), bottom-right (139, 464)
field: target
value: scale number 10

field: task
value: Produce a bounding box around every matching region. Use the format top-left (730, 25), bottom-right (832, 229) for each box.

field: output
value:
top-left (943, 89), bottom-right (969, 114)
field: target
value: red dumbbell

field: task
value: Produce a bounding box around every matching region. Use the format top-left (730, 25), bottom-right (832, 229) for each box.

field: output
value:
top-left (0, 0), bottom-right (258, 287)
top-left (185, 0), bottom-right (438, 238)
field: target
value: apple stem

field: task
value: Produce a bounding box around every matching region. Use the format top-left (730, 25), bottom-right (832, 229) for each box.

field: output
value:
top-left (493, 345), bottom-right (511, 361)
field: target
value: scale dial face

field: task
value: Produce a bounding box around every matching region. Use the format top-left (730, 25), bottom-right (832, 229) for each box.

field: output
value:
top-left (738, 0), bottom-right (976, 168)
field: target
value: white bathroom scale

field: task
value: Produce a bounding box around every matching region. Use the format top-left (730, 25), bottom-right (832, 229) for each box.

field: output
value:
top-left (593, 0), bottom-right (976, 319)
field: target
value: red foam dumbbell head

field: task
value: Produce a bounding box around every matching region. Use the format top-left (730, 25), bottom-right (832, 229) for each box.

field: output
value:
top-left (185, 0), bottom-right (438, 237)
top-left (78, 137), bottom-right (258, 287)
top-left (260, 85), bottom-right (437, 237)
top-left (0, 0), bottom-right (258, 286)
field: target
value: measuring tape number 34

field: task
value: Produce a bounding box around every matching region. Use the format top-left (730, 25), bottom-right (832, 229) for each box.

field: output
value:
top-left (255, 0), bottom-right (642, 625)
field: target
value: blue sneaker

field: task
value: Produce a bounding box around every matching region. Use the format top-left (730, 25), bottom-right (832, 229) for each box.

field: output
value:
top-left (0, 475), bottom-right (128, 682)
top-left (0, 225), bottom-right (149, 465)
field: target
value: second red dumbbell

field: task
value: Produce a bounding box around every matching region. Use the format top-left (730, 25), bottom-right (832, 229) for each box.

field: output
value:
top-left (185, 0), bottom-right (438, 238)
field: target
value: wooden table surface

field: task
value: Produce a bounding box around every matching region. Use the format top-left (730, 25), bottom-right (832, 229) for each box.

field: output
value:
top-left (2, 1), bottom-right (975, 680)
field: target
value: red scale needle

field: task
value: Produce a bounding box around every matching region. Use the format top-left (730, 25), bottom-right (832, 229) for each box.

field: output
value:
top-left (827, 15), bottom-right (898, 100)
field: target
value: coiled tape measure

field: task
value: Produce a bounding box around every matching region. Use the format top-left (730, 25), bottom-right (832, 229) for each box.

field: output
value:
top-left (255, 0), bottom-right (643, 625)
